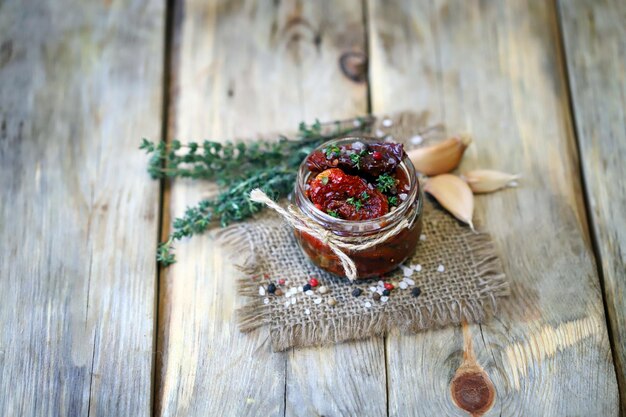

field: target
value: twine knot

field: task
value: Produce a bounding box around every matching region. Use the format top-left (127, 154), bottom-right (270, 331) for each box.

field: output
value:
top-left (249, 188), bottom-right (414, 280)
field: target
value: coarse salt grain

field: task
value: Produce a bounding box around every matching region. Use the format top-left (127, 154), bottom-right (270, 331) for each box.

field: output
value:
top-left (352, 141), bottom-right (365, 151)
top-left (404, 277), bottom-right (415, 285)
top-left (353, 119), bottom-right (362, 127)
top-left (298, 286), bottom-right (304, 292)
top-left (364, 301), bottom-right (373, 308)
top-left (304, 308), bottom-right (311, 315)
top-left (399, 193), bottom-right (408, 201)
top-left (412, 264), bottom-right (422, 272)
top-left (263, 298), bottom-right (269, 305)
top-left (259, 286), bottom-right (266, 296)
top-left (376, 129), bottom-right (384, 137)
top-left (284, 301), bottom-right (290, 308)
top-left (410, 134), bottom-right (424, 145)
top-left (305, 290), bottom-right (314, 296)
top-left (378, 280), bottom-right (384, 287)
top-left (401, 266), bottom-right (413, 277)
top-left (370, 286), bottom-right (377, 292)
top-left (376, 288), bottom-right (384, 295)
top-left (399, 281), bottom-right (408, 290)
top-left (437, 264), bottom-right (445, 272)
top-left (382, 118), bottom-right (393, 127)
top-left (314, 298), bottom-right (322, 305)
top-left (380, 296), bottom-right (389, 303)
top-left (420, 234), bottom-right (426, 241)
top-left (291, 298), bottom-right (296, 305)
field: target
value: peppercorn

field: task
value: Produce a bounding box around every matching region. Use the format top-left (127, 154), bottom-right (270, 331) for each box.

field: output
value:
top-left (352, 288), bottom-right (362, 297)
top-left (309, 278), bottom-right (319, 287)
top-left (267, 283), bottom-right (276, 294)
top-left (303, 283), bottom-right (312, 292)
top-left (372, 292), bottom-right (381, 301)
top-left (384, 282), bottom-right (394, 291)
top-left (382, 289), bottom-right (390, 296)
top-left (411, 287), bottom-right (421, 298)
top-left (372, 151), bottom-right (383, 161)
top-left (274, 288), bottom-right (283, 296)
top-left (278, 279), bottom-right (286, 285)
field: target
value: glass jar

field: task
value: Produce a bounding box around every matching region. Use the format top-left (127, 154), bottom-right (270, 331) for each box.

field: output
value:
top-left (293, 137), bottom-right (423, 279)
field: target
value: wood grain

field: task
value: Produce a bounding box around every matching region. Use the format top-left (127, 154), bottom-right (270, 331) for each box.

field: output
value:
top-left (558, 0), bottom-right (626, 412)
top-left (0, 0), bottom-right (164, 415)
top-left (367, 0), bottom-right (619, 415)
top-left (155, 1), bottom-right (386, 416)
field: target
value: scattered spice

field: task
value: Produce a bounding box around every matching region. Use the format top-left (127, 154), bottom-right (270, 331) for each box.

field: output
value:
top-left (437, 265), bottom-right (445, 272)
top-left (267, 283), bottom-right (276, 294)
top-left (384, 282), bottom-right (394, 291)
top-left (303, 283), bottom-right (312, 292)
top-left (352, 288), bottom-right (363, 297)
top-left (309, 278), bottom-right (319, 287)
top-left (372, 292), bottom-right (381, 301)
top-left (382, 289), bottom-right (391, 296)
top-left (318, 286), bottom-right (329, 294)
top-left (328, 297), bottom-right (337, 307)
top-left (274, 288), bottom-right (283, 296)
top-left (411, 287), bottom-right (422, 298)
top-left (259, 286), bottom-right (266, 296)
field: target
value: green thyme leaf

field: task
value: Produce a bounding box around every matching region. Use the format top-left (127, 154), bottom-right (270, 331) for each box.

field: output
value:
top-left (321, 176), bottom-right (329, 185)
top-left (325, 145), bottom-right (340, 159)
top-left (361, 191), bottom-right (370, 200)
top-left (327, 210), bottom-right (340, 218)
top-left (376, 173), bottom-right (396, 193)
top-left (388, 196), bottom-right (399, 206)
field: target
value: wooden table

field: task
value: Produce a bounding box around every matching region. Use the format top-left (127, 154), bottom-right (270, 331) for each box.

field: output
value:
top-left (1, 0), bottom-right (624, 415)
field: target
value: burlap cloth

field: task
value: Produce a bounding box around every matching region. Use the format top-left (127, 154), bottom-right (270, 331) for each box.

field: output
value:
top-left (218, 112), bottom-right (509, 351)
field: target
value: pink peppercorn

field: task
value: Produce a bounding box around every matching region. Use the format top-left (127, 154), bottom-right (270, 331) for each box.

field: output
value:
top-left (372, 151), bottom-right (383, 161)
top-left (384, 282), bottom-right (394, 291)
top-left (278, 279), bottom-right (286, 285)
top-left (309, 278), bottom-right (319, 287)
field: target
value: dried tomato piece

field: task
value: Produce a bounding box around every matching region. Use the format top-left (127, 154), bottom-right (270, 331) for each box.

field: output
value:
top-left (308, 168), bottom-right (389, 220)
top-left (306, 142), bottom-right (405, 177)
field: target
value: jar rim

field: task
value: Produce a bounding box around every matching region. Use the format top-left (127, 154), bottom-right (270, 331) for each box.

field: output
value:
top-left (294, 136), bottom-right (421, 233)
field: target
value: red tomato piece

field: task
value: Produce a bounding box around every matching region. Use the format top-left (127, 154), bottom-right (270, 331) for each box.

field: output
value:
top-left (308, 168), bottom-right (389, 220)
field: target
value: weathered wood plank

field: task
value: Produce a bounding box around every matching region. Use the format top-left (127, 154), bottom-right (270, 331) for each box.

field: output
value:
top-left (367, 0), bottom-right (618, 415)
top-left (558, 0), bottom-right (626, 412)
top-left (156, 1), bottom-right (386, 416)
top-left (0, 0), bottom-right (164, 415)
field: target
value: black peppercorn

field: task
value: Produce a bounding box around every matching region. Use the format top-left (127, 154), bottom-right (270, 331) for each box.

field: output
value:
top-left (352, 288), bottom-right (362, 297)
top-left (382, 289), bottom-right (390, 296)
top-left (411, 287), bottom-right (421, 298)
top-left (372, 292), bottom-right (381, 301)
top-left (267, 283), bottom-right (276, 294)
top-left (303, 283), bottom-right (312, 292)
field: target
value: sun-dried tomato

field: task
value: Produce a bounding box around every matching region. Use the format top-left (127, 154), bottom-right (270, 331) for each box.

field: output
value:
top-left (306, 142), bottom-right (405, 178)
top-left (308, 168), bottom-right (389, 220)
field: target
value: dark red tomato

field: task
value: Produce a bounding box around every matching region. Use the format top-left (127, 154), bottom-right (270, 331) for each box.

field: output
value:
top-left (308, 168), bottom-right (389, 220)
top-left (306, 143), bottom-right (405, 178)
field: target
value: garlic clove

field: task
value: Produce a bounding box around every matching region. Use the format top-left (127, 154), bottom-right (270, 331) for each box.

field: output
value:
top-left (424, 174), bottom-right (475, 230)
top-left (407, 134), bottom-right (472, 176)
top-left (461, 169), bottom-right (521, 194)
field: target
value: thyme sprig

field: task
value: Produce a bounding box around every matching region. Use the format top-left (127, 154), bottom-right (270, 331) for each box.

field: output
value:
top-left (144, 116), bottom-right (375, 266)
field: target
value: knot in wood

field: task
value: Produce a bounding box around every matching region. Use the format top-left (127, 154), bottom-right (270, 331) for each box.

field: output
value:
top-left (450, 371), bottom-right (495, 416)
top-left (339, 51), bottom-right (368, 83)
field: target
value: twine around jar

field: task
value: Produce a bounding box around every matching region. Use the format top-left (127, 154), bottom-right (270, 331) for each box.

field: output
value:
top-left (249, 188), bottom-right (414, 280)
